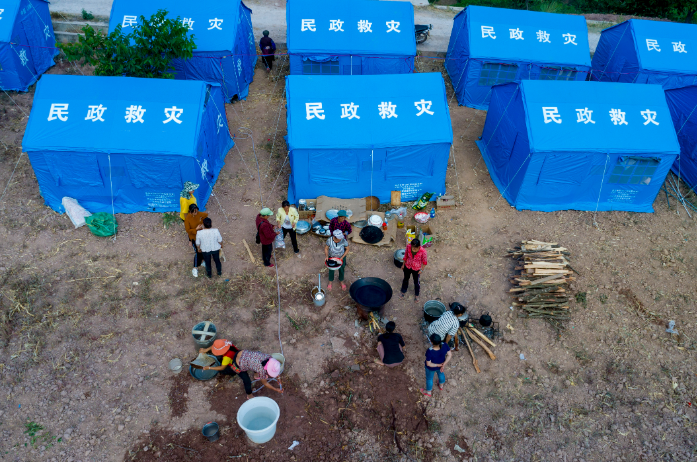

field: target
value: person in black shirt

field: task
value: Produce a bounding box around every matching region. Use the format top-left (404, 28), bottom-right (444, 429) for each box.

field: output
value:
top-left (259, 30), bottom-right (276, 72)
top-left (375, 321), bottom-right (405, 367)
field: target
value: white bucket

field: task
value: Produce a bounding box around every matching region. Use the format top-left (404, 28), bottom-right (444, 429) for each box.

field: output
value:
top-left (237, 397), bottom-right (280, 444)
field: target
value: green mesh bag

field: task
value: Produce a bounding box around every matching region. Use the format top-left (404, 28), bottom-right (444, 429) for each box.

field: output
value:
top-left (85, 213), bottom-right (118, 237)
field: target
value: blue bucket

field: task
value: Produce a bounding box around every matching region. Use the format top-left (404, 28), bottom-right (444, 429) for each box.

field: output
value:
top-left (189, 357), bottom-right (221, 381)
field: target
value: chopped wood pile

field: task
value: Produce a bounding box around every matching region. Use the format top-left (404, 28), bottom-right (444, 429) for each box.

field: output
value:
top-left (507, 240), bottom-right (576, 321)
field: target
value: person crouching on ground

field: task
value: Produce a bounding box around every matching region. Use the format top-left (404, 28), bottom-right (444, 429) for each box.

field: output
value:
top-left (199, 339), bottom-right (253, 399)
top-left (195, 217), bottom-right (223, 278)
top-left (256, 208), bottom-right (279, 268)
top-left (185, 203), bottom-right (207, 278)
top-left (325, 229), bottom-right (349, 291)
top-left (329, 210), bottom-right (352, 239)
top-left (427, 302), bottom-right (466, 352)
top-left (203, 349), bottom-right (283, 399)
top-left (276, 200), bottom-right (300, 255)
top-left (400, 238), bottom-right (427, 303)
top-left (421, 334), bottom-right (451, 398)
top-left (375, 321), bottom-right (405, 367)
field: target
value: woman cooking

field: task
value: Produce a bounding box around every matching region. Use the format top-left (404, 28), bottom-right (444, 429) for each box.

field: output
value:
top-left (325, 229), bottom-right (349, 291)
top-left (200, 341), bottom-right (283, 399)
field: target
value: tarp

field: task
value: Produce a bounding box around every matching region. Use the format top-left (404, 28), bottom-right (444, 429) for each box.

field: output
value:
top-left (285, 73), bottom-right (453, 203)
top-left (286, 0), bottom-right (415, 75)
top-left (22, 75), bottom-right (234, 214)
top-left (592, 19), bottom-right (697, 89)
top-left (476, 80), bottom-right (679, 212)
top-left (665, 85), bottom-right (697, 190)
top-left (108, 0), bottom-right (256, 100)
top-left (445, 5), bottom-right (590, 109)
top-left (0, 0), bottom-right (58, 91)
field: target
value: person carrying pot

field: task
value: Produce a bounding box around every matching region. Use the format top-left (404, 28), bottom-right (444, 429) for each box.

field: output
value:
top-left (201, 341), bottom-right (283, 399)
top-left (325, 229), bottom-right (349, 291)
top-left (400, 238), bottom-right (428, 303)
top-left (427, 302), bottom-right (466, 352)
top-left (420, 333), bottom-right (452, 397)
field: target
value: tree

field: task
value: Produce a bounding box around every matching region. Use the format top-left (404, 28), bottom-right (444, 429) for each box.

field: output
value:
top-left (60, 10), bottom-right (196, 79)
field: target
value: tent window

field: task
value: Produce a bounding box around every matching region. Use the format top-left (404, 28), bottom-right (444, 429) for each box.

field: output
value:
top-left (608, 157), bottom-right (659, 185)
top-left (478, 63), bottom-right (518, 87)
top-left (303, 60), bottom-right (340, 75)
top-left (540, 67), bottom-right (577, 81)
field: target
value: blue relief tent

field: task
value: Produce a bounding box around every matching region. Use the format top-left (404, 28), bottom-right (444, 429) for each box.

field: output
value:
top-left (592, 20), bottom-right (697, 89)
top-left (665, 85), bottom-right (697, 190)
top-left (476, 80), bottom-right (679, 212)
top-left (109, 0), bottom-right (256, 101)
top-left (445, 5), bottom-right (591, 110)
top-left (285, 73), bottom-right (453, 204)
top-left (286, 0), bottom-right (415, 76)
top-left (0, 0), bottom-right (58, 91)
top-left (22, 75), bottom-right (233, 214)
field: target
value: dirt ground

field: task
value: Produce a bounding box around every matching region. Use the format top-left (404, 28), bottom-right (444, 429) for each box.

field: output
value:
top-left (1, 53), bottom-right (697, 463)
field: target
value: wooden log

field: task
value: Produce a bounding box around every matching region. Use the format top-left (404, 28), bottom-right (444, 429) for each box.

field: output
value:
top-left (242, 239), bottom-right (256, 264)
top-left (468, 326), bottom-right (496, 347)
top-left (391, 190), bottom-right (401, 207)
top-left (465, 328), bottom-right (496, 360)
top-left (458, 329), bottom-right (480, 374)
top-left (524, 262), bottom-right (566, 269)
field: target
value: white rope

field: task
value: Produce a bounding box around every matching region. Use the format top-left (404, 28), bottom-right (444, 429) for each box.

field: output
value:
top-left (264, 58), bottom-right (289, 176)
top-left (0, 151), bottom-right (24, 204)
top-left (490, 151), bottom-right (532, 209)
top-left (485, 87), bottom-right (518, 149)
top-left (269, 152), bottom-right (290, 194)
top-left (107, 154), bottom-right (117, 241)
top-left (2, 88), bottom-right (30, 118)
top-left (448, 58), bottom-right (468, 107)
top-left (51, 10), bottom-right (87, 76)
top-left (9, 43), bottom-right (39, 84)
top-left (447, 144), bottom-right (463, 205)
top-left (236, 127), bottom-right (262, 205)
top-left (0, 138), bottom-right (9, 151)
top-left (194, 157), bottom-right (231, 223)
top-left (233, 143), bottom-right (256, 179)
top-left (370, 150), bottom-right (374, 210)
top-left (597, 25), bottom-right (628, 81)
top-left (592, 154), bottom-right (610, 229)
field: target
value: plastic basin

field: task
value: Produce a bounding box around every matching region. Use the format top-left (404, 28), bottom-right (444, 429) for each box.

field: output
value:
top-left (189, 357), bottom-right (220, 381)
top-left (237, 397), bottom-right (280, 444)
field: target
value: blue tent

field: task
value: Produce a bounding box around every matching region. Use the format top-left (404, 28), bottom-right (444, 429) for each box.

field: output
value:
top-left (445, 6), bottom-right (590, 110)
top-left (0, 0), bottom-right (58, 91)
top-left (592, 20), bottom-right (697, 89)
top-left (109, 0), bottom-right (256, 101)
top-left (665, 85), bottom-right (697, 190)
top-left (476, 80), bottom-right (679, 212)
top-left (286, 0), bottom-right (415, 76)
top-left (22, 75), bottom-right (233, 214)
top-left (285, 73), bottom-right (452, 204)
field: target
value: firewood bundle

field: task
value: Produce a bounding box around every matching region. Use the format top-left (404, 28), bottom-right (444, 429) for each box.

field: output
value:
top-left (506, 240), bottom-right (576, 320)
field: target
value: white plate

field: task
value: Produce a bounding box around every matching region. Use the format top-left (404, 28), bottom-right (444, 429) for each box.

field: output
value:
top-left (368, 215), bottom-right (382, 226)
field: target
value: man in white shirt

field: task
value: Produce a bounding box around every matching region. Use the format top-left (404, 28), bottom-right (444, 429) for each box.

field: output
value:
top-left (195, 217), bottom-right (223, 278)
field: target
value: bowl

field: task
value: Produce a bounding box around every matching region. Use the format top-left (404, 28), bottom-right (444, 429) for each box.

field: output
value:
top-left (414, 212), bottom-right (430, 224)
top-left (295, 220), bottom-right (311, 234)
top-left (346, 209), bottom-right (353, 218)
top-left (353, 220), bottom-right (368, 228)
top-left (368, 214), bottom-right (382, 226)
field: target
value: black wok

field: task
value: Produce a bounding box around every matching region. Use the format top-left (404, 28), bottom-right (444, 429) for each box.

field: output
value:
top-left (349, 277), bottom-right (393, 309)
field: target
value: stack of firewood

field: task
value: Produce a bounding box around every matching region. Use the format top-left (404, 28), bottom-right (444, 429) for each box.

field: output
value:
top-left (507, 240), bottom-right (576, 320)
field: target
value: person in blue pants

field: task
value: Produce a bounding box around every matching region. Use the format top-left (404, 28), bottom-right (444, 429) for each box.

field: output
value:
top-left (421, 334), bottom-right (452, 397)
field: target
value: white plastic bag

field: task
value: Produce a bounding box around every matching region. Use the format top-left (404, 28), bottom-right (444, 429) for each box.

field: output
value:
top-left (273, 228), bottom-right (286, 249)
top-left (62, 197), bottom-right (92, 228)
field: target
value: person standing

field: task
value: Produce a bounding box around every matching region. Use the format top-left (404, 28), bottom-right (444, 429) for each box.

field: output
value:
top-left (276, 200), bottom-right (300, 255)
top-left (329, 210), bottom-right (352, 239)
top-left (256, 208), bottom-right (279, 268)
top-left (259, 30), bottom-right (276, 72)
top-left (400, 238), bottom-right (427, 303)
top-left (375, 321), bottom-right (405, 367)
top-left (185, 203), bottom-right (207, 278)
top-left (196, 217), bottom-right (223, 278)
top-left (421, 334), bottom-right (452, 397)
top-left (324, 229), bottom-right (349, 291)
top-left (179, 181), bottom-right (199, 220)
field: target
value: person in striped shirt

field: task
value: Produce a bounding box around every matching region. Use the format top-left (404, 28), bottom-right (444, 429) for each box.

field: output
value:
top-left (427, 303), bottom-right (466, 352)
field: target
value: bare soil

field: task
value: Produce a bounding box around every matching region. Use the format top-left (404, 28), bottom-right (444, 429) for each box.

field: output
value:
top-left (1, 53), bottom-right (696, 463)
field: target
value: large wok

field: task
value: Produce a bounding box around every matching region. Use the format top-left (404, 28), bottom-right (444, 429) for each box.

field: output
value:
top-left (349, 277), bottom-right (393, 309)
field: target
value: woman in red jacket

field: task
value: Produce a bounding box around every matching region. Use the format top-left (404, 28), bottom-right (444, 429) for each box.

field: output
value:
top-left (256, 208), bottom-right (280, 267)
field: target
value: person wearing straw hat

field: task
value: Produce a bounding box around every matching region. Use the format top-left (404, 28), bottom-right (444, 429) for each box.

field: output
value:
top-left (325, 229), bottom-right (349, 291)
top-left (203, 347), bottom-right (283, 399)
top-left (256, 207), bottom-right (280, 267)
top-left (199, 340), bottom-right (254, 399)
top-left (179, 181), bottom-right (199, 220)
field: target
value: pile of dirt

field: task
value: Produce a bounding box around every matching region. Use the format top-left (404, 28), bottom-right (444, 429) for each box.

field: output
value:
top-left (126, 353), bottom-right (439, 462)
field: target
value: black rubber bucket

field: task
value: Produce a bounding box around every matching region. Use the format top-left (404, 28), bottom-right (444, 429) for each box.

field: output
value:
top-left (202, 421), bottom-right (220, 442)
top-left (423, 300), bottom-right (446, 323)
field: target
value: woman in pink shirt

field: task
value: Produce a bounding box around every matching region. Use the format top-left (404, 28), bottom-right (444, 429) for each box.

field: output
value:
top-left (400, 238), bottom-right (427, 302)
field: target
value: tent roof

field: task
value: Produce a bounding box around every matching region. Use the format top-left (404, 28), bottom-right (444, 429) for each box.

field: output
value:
top-left (624, 19), bottom-right (697, 74)
top-left (108, 0), bottom-right (245, 52)
top-left (462, 5), bottom-right (590, 66)
top-left (286, 0), bottom-right (415, 56)
top-left (286, 73), bottom-right (452, 150)
top-left (0, 0), bottom-right (50, 42)
top-left (518, 80), bottom-right (679, 154)
top-left (22, 75), bottom-right (211, 156)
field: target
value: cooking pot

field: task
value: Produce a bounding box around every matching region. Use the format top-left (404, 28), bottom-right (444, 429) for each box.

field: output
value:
top-left (423, 300), bottom-right (446, 323)
top-left (349, 278), bottom-right (393, 310)
top-left (393, 249), bottom-right (405, 268)
top-left (480, 314), bottom-right (493, 327)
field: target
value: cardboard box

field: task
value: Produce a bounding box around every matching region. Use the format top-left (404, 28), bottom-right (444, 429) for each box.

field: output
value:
top-left (406, 223), bottom-right (436, 247)
top-left (437, 195), bottom-right (457, 210)
top-left (298, 198), bottom-right (317, 220)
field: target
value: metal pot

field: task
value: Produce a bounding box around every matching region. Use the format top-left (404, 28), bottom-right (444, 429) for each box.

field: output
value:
top-left (480, 314), bottom-right (493, 327)
top-left (423, 300), bottom-right (446, 323)
top-left (393, 249), bottom-right (405, 268)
